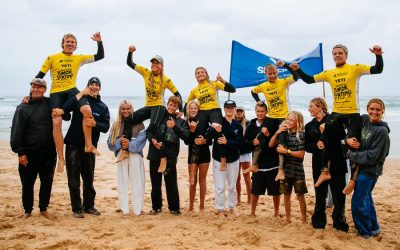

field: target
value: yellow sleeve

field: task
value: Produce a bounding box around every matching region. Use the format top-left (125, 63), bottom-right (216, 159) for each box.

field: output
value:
top-left (355, 64), bottom-right (372, 75)
top-left (39, 56), bottom-right (52, 74)
top-left (165, 77), bottom-right (178, 94)
top-left (252, 84), bottom-right (263, 94)
top-left (186, 89), bottom-right (196, 103)
top-left (214, 81), bottom-right (226, 90)
top-left (313, 70), bottom-right (327, 83)
top-left (134, 64), bottom-right (149, 76)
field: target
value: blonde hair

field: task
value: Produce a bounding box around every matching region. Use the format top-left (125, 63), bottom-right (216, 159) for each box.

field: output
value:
top-left (186, 100), bottom-right (200, 119)
top-left (332, 44), bottom-right (348, 56)
top-left (235, 109), bottom-right (247, 135)
top-left (61, 33), bottom-right (77, 47)
top-left (287, 111), bottom-right (305, 141)
top-left (110, 100), bottom-right (134, 144)
top-left (265, 64), bottom-right (277, 72)
top-left (149, 62), bottom-right (164, 89)
top-left (310, 97), bottom-right (328, 115)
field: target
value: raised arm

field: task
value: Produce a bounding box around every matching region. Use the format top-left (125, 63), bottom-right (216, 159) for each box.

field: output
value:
top-left (291, 63), bottom-right (316, 84)
top-left (91, 32), bottom-right (104, 61)
top-left (216, 73), bottom-right (236, 93)
top-left (126, 45), bottom-right (137, 70)
top-left (369, 45), bottom-right (383, 74)
top-left (277, 60), bottom-right (299, 81)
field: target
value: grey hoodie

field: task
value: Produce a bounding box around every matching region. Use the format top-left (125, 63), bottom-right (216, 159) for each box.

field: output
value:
top-left (349, 114), bottom-right (390, 178)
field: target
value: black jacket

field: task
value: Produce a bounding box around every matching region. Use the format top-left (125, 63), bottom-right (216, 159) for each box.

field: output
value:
top-left (147, 112), bottom-right (190, 160)
top-left (305, 114), bottom-right (347, 177)
top-left (244, 117), bottom-right (279, 169)
top-left (10, 97), bottom-right (55, 156)
top-left (211, 118), bottom-right (243, 163)
top-left (64, 95), bottom-right (110, 147)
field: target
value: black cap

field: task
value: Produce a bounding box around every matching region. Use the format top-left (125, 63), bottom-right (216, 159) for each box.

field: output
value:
top-left (87, 77), bottom-right (101, 87)
top-left (223, 100), bottom-right (236, 108)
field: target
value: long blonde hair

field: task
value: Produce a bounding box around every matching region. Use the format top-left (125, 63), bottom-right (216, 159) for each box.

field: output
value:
top-left (110, 100), bottom-right (134, 144)
top-left (287, 111), bottom-right (305, 141)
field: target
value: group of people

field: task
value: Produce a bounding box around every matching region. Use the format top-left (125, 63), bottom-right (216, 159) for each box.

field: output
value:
top-left (10, 32), bottom-right (390, 239)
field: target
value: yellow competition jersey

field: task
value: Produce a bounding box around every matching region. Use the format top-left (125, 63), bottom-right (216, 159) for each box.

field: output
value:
top-left (134, 64), bottom-right (177, 106)
top-left (186, 80), bottom-right (226, 110)
top-left (40, 52), bottom-right (95, 94)
top-left (252, 76), bottom-right (295, 119)
top-left (314, 63), bottom-right (371, 114)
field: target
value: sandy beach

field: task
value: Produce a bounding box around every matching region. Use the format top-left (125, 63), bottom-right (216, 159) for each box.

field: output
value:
top-left (1, 141), bottom-right (399, 249)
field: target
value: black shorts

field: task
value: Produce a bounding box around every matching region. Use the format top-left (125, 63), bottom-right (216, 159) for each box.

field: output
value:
top-left (279, 177), bottom-right (308, 195)
top-left (251, 168), bottom-right (280, 196)
top-left (50, 88), bottom-right (89, 110)
top-left (196, 108), bottom-right (223, 135)
top-left (187, 145), bottom-right (211, 164)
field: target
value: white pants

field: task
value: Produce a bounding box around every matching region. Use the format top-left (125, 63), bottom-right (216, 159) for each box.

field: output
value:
top-left (213, 159), bottom-right (240, 210)
top-left (117, 153), bottom-right (145, 215)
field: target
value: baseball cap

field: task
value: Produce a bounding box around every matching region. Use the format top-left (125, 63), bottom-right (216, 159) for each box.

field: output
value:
top-left (224, 100), bottom-right (236, 108)
top-left (87, 77), bottom-right (101, 87)
top-left (30, 78), bottom-right (47, 87)
top-left (150, 55), bottom-right (164, 65)
top-left (236, 106), bottom-right (245, 111)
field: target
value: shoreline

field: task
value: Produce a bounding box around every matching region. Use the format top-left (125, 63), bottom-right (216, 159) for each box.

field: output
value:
top-left (1, 142), bottom-right (400, 248)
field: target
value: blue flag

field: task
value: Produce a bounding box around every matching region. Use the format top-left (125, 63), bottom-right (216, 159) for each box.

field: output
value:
top-left (229, 41), bottom-right (324, 88)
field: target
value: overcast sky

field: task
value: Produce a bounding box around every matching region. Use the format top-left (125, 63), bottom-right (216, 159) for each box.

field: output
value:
top-left (1, 0), bottom-right (399, 98)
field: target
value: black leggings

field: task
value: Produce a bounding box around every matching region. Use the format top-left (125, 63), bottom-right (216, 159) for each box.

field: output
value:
top-left (320, 113), bottom-right (361, 178)
top-left (197, 109), bottom-right (225, 158)
top-left (124, 105), bottom-right (166, 140)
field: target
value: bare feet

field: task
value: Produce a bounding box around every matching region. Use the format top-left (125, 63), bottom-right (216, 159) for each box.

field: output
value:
top-left (343, 179), bottom-right (356, 195)
top-left (24, 213), bottom-right (32, 219)
top-left (40, 210), bottom-right (53, 220)
top-left (217, 210), bottom-right (225, 219)
top-left (85, 145), bottom-right (100, 156)
top-left (314, 170), bottom-right (331, 187)
top-left (243, 165), bottom-right (258, 174)
top-left (219, 157), bottom-right (227, 171)
top-left (56, 159), bottom-right (65, 173)
top-left (230, 208), bottom-right (240, 217)
top-left (250, 213), bottom-right (256, 217)
top-left (116, 150), bottom-right (130, 163)
top-left (275, 168), bottom-right (285, 181)
top-left (158, 157), bottom-right (167, 173)
top-left (282, 219), bottom-right (292, 226)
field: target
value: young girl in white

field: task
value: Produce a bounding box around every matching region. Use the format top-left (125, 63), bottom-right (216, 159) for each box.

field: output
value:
top-left (107, 100), bottom-right (146, 215)
top-left (270, 111), bottom-right (307, 224)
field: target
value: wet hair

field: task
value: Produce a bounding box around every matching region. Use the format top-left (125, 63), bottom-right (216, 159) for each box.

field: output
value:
top-left (186, 100), bottom-right (200, 119)
top-left (61, 33), bottom-right (77, 47)
top-left (265, 64), bottom-right (277, 72)
top-left (367, 98), bottom-right (385, 111)
top-left (310, 97), bottom-right (328, 115)
top-left (109, 100), bottom-right (134, 144)
top-left (168, 95), bottom-right (181, 106)
top-left (287, 111), bottom-right (305, 141)
top-left (332, 44), bottom-right (348, 56)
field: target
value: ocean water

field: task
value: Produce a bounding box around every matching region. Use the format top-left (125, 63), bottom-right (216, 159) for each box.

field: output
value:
top-left (2, 95), bottom-right (399, 159)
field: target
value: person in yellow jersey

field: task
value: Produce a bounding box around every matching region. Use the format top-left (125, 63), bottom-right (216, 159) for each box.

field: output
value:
top-left (185, 67), bottom-right (236, 171)
top-left (124, 45), bottom-right (183, 172)
top-left (291, 44), bottom-right (384, 192)
top-left (249, 60), bottom-right (299, 173)
top-left (35, 32), bottom-right (104, 173)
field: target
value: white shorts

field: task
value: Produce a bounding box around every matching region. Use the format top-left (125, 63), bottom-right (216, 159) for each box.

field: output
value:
top-left (239, 153), bottom-right (251, 163)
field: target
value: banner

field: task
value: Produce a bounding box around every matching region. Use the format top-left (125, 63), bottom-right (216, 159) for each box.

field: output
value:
top-left (229, 41), bottom-right (324, 88)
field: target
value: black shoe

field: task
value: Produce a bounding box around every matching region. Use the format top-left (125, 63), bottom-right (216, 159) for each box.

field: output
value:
top-left (149, 208), bottom-right (162, 215)
top-left (73, 211), bottom-right (84, 218)
top-left (333, 222), bottom-right (349, 233)
top-left (84, 208), bottom-right (101, 216)
top-left (170, 210), bottom-right (181, 216)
